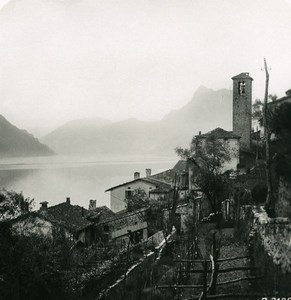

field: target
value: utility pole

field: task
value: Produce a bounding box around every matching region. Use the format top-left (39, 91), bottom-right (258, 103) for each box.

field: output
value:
top-left (263, 58), bottom-right (275, 217)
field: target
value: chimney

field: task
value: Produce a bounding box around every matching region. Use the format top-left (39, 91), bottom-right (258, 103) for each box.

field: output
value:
top-left (199, 131), bottom-right (201, 135)
top-left (134, 172), bottom-right (140, 180)
top-left (286, 89), bottom-right (291, 97)
top-left (40, 201), bottom-right (48, 210)
top-left (66, 197), bottom-right (70, 204)
top-left (89, 199), bottom-right (97, 210)
top-left (146, 168), bottom-right (151, 177)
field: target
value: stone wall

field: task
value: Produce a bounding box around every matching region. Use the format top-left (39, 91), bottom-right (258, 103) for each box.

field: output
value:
top-left (251, 207), bottom-right (291, 273)
top-left (234, 206), bottom-right (291, 295)
top-left (277, 177), bottom-right (291, 218)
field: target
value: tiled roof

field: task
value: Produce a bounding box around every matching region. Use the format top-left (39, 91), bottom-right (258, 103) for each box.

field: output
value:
top-left (100, 207), bottom-right (148, 224)
top-left (105, 177), bottom-right (171, 192)
top-left (149, 169), bottom-right (175, 185)
top-left (149, 160), bottom-right (188, 185)
top-left (196, 127), bottom-right (241, 139)
top-left (42, 202), bottom-right (92, 232)
top-left (231, 72), bottom-right (253, 80)
top-left (173, 160), bottom-right (188, 174)
top-left (86, 205), bottom-right (115, 222)
top-left (9, 203), bottom-right (116, 233)
top-left (268, 94), bottom-right (291, 107)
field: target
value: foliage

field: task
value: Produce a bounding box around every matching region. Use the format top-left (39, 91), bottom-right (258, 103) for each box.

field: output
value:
top-left (126, 188), bottom-right (150, 212)
top-left (252, 95), bottom-right (277, 122)
top-left (269, 102), bottom-right (291, 180)
top-left (252, 98), bottom-right (263, 120)
top-left (0, 189), bottom-right (34, 222)
top-left (0, 224), bottom-right (76, 300)
top-left (146, 201), bottom-right (166, 236)
top-left (176, 136), bottom-right (231, 213)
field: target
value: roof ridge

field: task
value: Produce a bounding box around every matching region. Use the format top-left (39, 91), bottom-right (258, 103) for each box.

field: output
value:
top-left (105, 176), bottom-right (171, 192)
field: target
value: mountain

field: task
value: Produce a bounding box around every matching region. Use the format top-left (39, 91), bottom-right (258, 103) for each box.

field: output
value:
top-left (41, 86), bottom-right (232, 156)
top-left (0, 115), bottom-right (54, 157)
top-left (42, 117), bottom-right (111, 154)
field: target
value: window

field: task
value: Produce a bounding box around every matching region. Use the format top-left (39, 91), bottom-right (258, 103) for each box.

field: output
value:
top-left (125, 190), bottom-right (133, 199)
top-left (238, 81), bottom-right (246, 95)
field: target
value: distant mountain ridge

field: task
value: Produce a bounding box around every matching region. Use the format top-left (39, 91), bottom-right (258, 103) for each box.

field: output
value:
top-left (0, 115), bottom-right (54, 157)
top-left (41, 86), bottom-right (233, 156)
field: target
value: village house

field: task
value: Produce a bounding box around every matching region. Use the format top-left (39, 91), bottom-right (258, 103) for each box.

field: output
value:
top-left (9, 195), bottom-right (151, 251)
top-left (162, 202), bottom-right (194, 234)
top-left (10, 198), bottom-right (95, 246)
top-left (150, 160), bottom-right (189, 199)
top-left (105, 170), bottom-right (172, 213)
top-left (195, 127), bottom-right (240, 171)
top-left (252, 88), bottom-right (291, 139)
top-left (94, 208), bottom-right (148, 247)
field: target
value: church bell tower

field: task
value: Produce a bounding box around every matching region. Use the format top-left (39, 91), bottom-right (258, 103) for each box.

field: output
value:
top-left (232, 72), bottom-right (253, 150)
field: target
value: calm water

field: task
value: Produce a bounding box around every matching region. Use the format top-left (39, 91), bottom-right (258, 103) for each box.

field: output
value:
top-left (0, 155), bottom-right (176, 210)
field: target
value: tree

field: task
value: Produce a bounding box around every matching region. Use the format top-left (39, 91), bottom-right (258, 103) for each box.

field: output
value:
top-left (176, 135), bottom-right (231, 215)
top-left (126, 188), bottom-right (150, 212)
top-left (269, 102), bottom-right (291, 180)
top-left (0, 224), bottom-right (76, 300)
top-left (252, 98), bottom-right (264, 120)
top-left (0, 189), bottom-right (34, 222)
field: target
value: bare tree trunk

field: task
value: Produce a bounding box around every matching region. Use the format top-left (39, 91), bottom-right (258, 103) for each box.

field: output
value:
top-left (169, 174), bottom-right (180, 233)
top-left (263, 58), bottom-right (275, 217)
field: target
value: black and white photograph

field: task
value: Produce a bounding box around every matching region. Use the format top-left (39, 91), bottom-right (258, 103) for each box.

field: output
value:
top-left (0, 0), bottom-right (291, 299)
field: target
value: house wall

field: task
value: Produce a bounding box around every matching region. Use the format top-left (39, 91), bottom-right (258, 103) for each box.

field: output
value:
top-left (111, 222), bottom-right (148, 239)
top-left (110, 180), bottom-right (157, 212)
top-left (190, 138), bottom-right (239, 184)
top-left (252, 119), bottom-right (264, 138)
top-left (100, 209), bottom-right (148, 242)
top-left (222, 138), bottom-right (240, 171)
top-left (163, 203), bottom-right (192, 234)
top-left (149, 193), bottom-right (163, 201)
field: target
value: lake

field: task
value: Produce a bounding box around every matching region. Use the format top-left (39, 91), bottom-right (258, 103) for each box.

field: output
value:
top-left (0, 155), bottom-right (177, 210)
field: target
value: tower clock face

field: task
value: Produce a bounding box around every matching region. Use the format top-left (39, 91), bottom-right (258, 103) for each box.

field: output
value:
top-left (238, 81), bottom-right (246, 95)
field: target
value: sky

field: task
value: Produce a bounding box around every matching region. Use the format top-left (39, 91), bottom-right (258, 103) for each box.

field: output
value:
top-left (0, 0), bottom-right (291, 137)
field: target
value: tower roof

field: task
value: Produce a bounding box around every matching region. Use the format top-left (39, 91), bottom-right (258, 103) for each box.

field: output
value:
top-left (232, 72), bottom-right (253, 80)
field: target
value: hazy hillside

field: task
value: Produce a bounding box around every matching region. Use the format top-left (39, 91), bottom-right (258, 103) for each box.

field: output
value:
top-left (41, 86), bottom-right (232, 156)
top-left (0, 115), bottom-right (54, 157)
top-left (42, 117), bottom-right (111, 154)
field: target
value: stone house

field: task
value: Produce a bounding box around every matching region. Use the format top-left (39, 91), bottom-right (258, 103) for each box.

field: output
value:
top-left (9, 198), bottom-right (116, 247)
top-left (10, 200), bottom-right (94, 246)
top-left (105, 173), bottom-right (172, 213)
top-left (252, 88), bottom-right (291, 140)
top-left (163, 203), bottom-right (191, 234)
top-left (194, 127), bottom-right (241, 172)
top-left (8, 195), bottom-right (149, 250)
top-left (149, 160), bottom-right (190, 199)
top-left (95, 208), bottom-right (148, 247)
